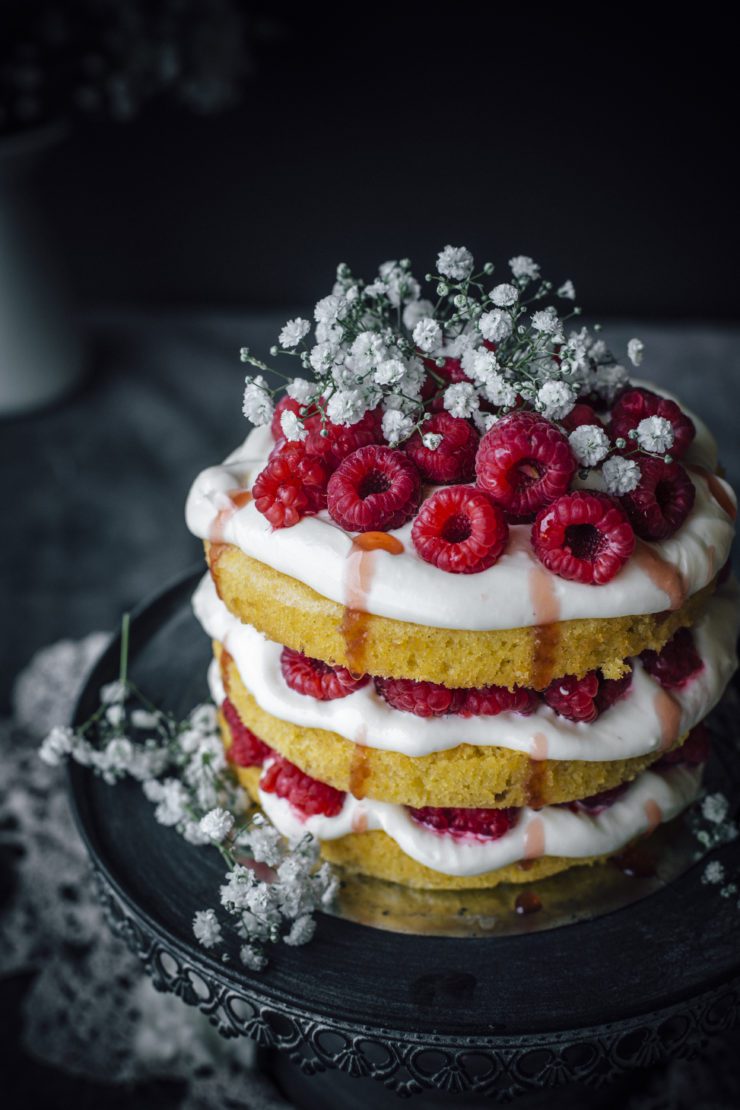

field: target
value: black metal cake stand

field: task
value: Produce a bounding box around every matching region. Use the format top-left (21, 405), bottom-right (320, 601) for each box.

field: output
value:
top-left (68, 569), bottom-right (740, 1106)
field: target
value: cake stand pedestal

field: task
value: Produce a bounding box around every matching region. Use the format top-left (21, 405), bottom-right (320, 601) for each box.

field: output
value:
top-left (68, 570), bottom-right (740, 1105)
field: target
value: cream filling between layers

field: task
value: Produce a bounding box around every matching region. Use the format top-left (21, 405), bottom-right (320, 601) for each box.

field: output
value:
top-left (255, 763), bottom-right (702, 877)
top-left (185, 383), bottom-right (736, 632)
top-left (197, 574), bottom-right (739, 763)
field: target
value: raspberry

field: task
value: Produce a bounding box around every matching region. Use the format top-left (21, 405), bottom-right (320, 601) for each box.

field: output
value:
top-left (411, 485), bottom-right (509, 574)
top-left (475, 411), bottom-right (577, 521)
top-left (281, 647), bottom-right (368, 700)
top-left (543, 672), bottom-right (600, 722)
top-left (640, 627), bottom-right (704, 689)
top-left (260, 755), bottom-right (346, 817)
top-left (610, 387), bottom-right (695, 459)
top-left (561, 403), bottom-right (604, 433)
top-left (375, 676), bottom-right (465, 717)
top-left (408, 805), bottom-right (519, 840)
top-left (657, 722), bottom-right (711, 767)
top-left (458, 684), bottom-right (539, 717)
top-left (326, 445), bottom-right (421, 532)
top-left (403, 412), bottom-right (479, 484)
top-left (222, 698), bottom-right (272, 767)
top-left (531, 490), bottom-right (635, 585)
top-left (570, 783), bottom-right (628, 814)
top-left (304, 407), bottom-right (382, 468)
top-left (544, 669), bottom-right (633, 723)
top-left (253, 442), bottom-right (330, 528)
top-left (618, 457), bottom-right (695, 541)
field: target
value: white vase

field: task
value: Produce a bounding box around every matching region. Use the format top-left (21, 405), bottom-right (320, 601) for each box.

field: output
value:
top-left (0, 124), bottom-right (83, 415)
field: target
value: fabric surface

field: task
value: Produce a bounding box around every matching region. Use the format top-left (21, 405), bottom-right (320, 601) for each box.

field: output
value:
top-left (2, 311), bottom-right (740, 1107)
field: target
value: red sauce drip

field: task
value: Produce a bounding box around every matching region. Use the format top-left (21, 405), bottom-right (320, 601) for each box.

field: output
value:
top-left (352, 531), bottom-right (405, 554)
top-left (643, 798), bottom-right (663, 834)
top-left (688, 465), bottom-right (737, 520)
top-left (340, 533), bottom-right (403, 672)
top-left (515, 891), bottom-right (543, 915)
top-left (610, 842), bottom-right (656, 878)
top-left (633, 540), bottom-right (687, 611)
top-left (219, 648), bottom-right (234, 695)
top-left (529, 566), bottom-right (562, 689)
top-left (523, 815), bottom-right (545, 858)
top-left (228, 488), bottom-right (253, 508)
top-left (653, 687), bottom-right (683, 751)
top-left (348, 745), bottom-right (371, 799)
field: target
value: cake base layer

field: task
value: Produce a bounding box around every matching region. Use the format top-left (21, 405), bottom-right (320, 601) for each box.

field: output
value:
top-left (206, 542), bottom-right (715, 690)
top-left (216, 643), bottom-right (688, 809)
top-left (233, 761), bottom-right (606, 890)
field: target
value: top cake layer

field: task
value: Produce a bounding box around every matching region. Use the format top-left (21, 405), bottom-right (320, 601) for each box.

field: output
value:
top-left (186, 387), bottom-right (735, 635)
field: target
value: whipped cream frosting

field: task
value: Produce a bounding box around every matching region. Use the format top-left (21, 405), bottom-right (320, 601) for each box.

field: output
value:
top-left (197, 574), bottom-right (739, 763)
top-left (255, 762), bottom-right (701, 877)
top-left (185, 382), bottom-right (735, 632)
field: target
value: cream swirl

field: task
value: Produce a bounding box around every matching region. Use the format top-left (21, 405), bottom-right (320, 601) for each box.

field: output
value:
top-left (185, 383), bottom-right (735, 631)
top-left (198, 574), bottom-right (738, 763)
top-left (255, 762), bottom-right (701, 878)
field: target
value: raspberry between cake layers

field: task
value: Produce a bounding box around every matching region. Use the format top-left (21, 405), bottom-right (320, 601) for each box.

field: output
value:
top-left (185, 249), bottom-right (739, 890)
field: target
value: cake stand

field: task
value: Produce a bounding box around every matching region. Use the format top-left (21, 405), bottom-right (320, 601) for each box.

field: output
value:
top-left (67, 569), bottom-right (740, 1106)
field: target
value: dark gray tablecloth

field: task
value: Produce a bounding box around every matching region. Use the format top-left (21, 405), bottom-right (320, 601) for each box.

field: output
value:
top-left (3, 311), bottom-right (739, 712)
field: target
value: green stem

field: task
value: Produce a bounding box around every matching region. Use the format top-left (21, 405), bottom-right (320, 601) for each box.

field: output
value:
top-left (119, 612), bottom-right (130, 687)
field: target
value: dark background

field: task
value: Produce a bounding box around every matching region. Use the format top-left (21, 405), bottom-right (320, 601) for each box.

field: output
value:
top-left (31, 6), bottom-right (740, 319)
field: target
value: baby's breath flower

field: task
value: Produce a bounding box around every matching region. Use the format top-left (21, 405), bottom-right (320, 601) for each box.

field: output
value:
top-left (602, 454), bottom-right (640, 495)
top-left (593, 363), bottom-right (629, 402)
top-left (701, 794), bottom-right (729, 825)
top-left (314, 294), bottom-right (345, 326)
top-left (402, 298), bottom-right (435, 331)
top-left (193, 909), bottom-right (222, 949)
top-left (557, 279), bottom-right (576, 300)
top-left (627, 337), bottom-right (644, 367)
top-left (479, 308), bottom-right (513, 342)
top-left (412, 317), bottom-right (443, 353)
top-left (279, 318), bottom-right (310, 349)
top-left (244, 824), bottom-right (284, 867)
top-left (443, 381), bottom-right (479, 419)
top-left (308, 342), bottom-right (338, 374)
top-left (242, 376), bottom-right (274, 425)
top-left (509, 255), bottom-right (540, 280)
top-left (365, 279), bottom-right (388, 298)
top-left (568, 424), bottom-right (611, 467)
top-left (381, 409), bottom-right (415, 446)
top-left (105, 703), bottom-right (125, 728)
top-left (489, 283), bottom-right (518, 308)
top-left (531, 306), bottom-right (561, 335)
top-left (130, 708), bottom-right (161, 730)
top-left (199, 807), bottom-right (235, 843)
top-left (240, 944), bottom-right (268, 970)
top-left (436, 245), bottom-right (474, 281)
top-left (350, 330), bottom-right (387, 372)
top-left (280, 409), bottom-right (308, 442)
top-left (473, 410), bottom-right (498, 434)
top-left (39, 725), bottom-right (75, 766)
top-left (101, 680), bottom-right (127, 705)
top-left (325, 388), bottom-right (368, 426)
top-left (482, 372), bottom-right (518, 408)
top-left (702, 860), bottom-right (725, 886)
top-left (374, 358), bottom-right (407, 387)
top-left (636, 415), bottom-right (674, 454)
top-left (536, 380), bottom-right (576, 420)
top-left (422, 432), bottom-right (443, 450)
top-left (461, 345), bottom-right (498, 384)
top-left (284, 914), bottom-right (316, 946)
top-left (286, 378), bottom-right (314, 403)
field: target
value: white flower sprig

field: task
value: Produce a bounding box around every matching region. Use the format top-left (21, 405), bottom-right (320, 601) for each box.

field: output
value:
top-left (39, 614), bottom-right (337, 969)
top-left (238, 246), bottom-right (669, 486)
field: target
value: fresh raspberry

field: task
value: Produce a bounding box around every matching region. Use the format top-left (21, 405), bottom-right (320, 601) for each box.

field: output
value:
top-left (222, 698), bottom-right (272, 767)
top-left (304, 407), bottom-right (382, 468)
top-left (403, 412), bottom-right (479, 484)
top-left (408, 805), bottom-right (519, 840)
top-left (561, 403), bottom-right (604, 433)
top-left (253, 442), bottom-right (330, 528)
top-left (260, 755), bottom-right (346, 817)
top-left (570, 783), bottom-right (628, 814)
top-left (280, 647), bottom-right (368, 700)
top-left (544, 669), bottom-right (633, 723)
top-left (595, 671), bottom-right (634, 714)
top-left (411, 485), bottom-right (509, 574)
top-left (458, 684), bottom-right (539, 717)
top-left (618, 457), bottom-right (695, 541)
top-left (271, 395), bottom-right (302, 442)
top-left (326, 445), bottom-right (421, 532)
top-left (543, 672), bottom-right (601, 722)
top-left (657, 723), bottom-right (711, 767)
top-left (531, 490), bottom-right (635, 585)
top-left (640, 627), bottom-right (704, 689)
top-left (475, 411), bottom-right (577, 521)
top-left (610, 387), bottom-right (695, 459)
top-left (375, 676), bottom-right (466, 717)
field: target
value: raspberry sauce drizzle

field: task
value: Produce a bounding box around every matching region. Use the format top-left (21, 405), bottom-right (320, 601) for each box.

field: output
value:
top-left (632, 540), bottom-right (687, 611)
top-left (688, 465), bottom-right (737, 521)
top-left (341, 532), bottom-right (404, 672)
top-left (653, 686), bottom-right (683, 750)
top-left (515, 890), bottom-right (543, 915)
top-left (528, 565), bottom-right (561, 689)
